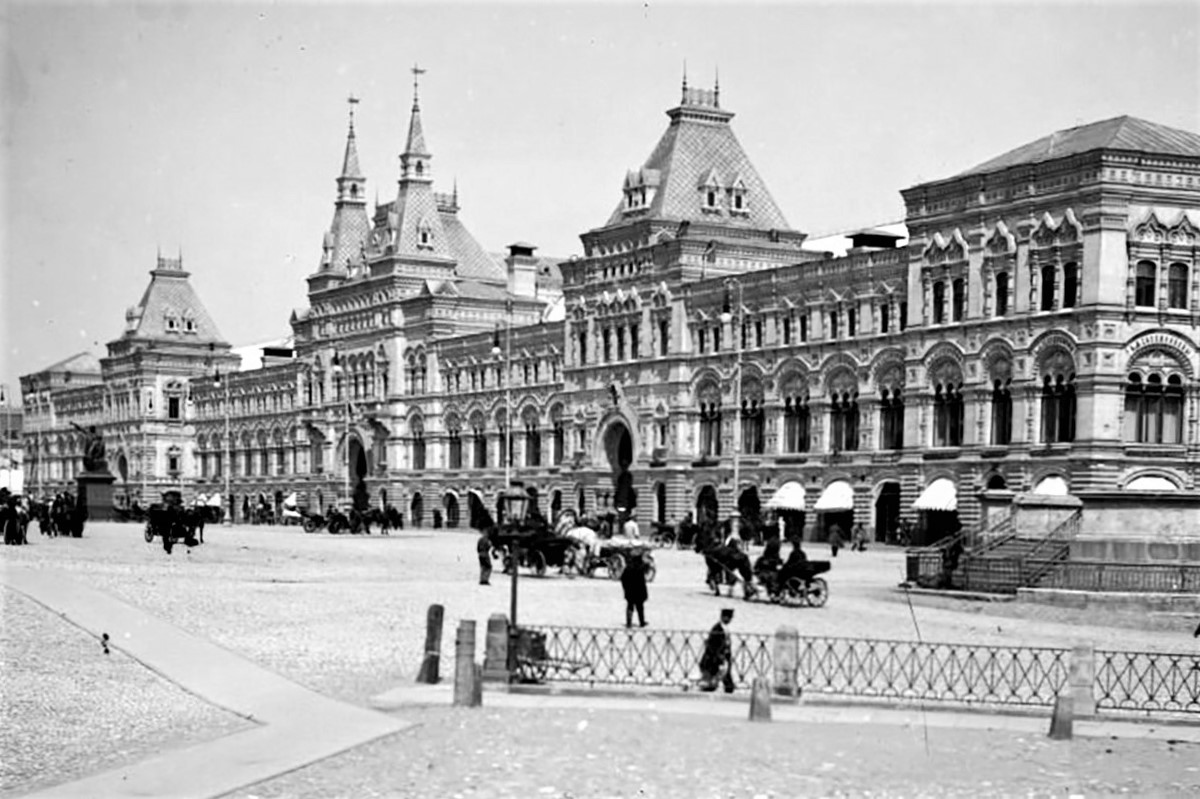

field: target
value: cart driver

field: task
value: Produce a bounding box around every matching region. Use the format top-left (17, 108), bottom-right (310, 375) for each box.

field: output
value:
top-left (779, 540), bottom-right (809, 587)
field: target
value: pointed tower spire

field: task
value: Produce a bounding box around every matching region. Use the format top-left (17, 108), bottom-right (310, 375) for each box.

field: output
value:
top-left (312, 95), bottom-right (370, 283)
top-left (714, 66), bottom-right (720, 107)
top-left (681, 60), bottom-right (688, 104)
top-left (403, 64), bottom-right (429, 162)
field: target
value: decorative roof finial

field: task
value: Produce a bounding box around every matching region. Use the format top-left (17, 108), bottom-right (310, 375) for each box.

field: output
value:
top-left (714, 66), bottom-right (720, 107)
top-left (681, 60), bottom-right (688, 103)
top-left (411, 64), bottom-right (426, 110)
top-left (347, 93), bottom-right (359, 133)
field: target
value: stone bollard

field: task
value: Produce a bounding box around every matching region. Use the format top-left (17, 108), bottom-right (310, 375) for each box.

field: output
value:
top-left (471, 662), bottom-right (484, 707)
top-left (749, 677), bottom-right (772, 722)
top-left (1068, 643), bottom-right (1096, 717)
top-left (416, 604), bottom-right (444, 684)
top-left (453, 620), bottom-right (479, 707)
top-left (773, 626), bottom-right (800, 699)
top-left (1048, 693), bottom-right (1073, 740)
top-left (481, 613), bottom-right (511, 682)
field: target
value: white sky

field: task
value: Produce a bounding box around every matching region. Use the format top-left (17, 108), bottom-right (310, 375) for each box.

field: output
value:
top-left (2, 1), bottom-right (1198, 395)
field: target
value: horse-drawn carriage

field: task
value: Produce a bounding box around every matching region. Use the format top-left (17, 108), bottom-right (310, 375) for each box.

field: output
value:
top-left (468, 489), bottom-right (581, 578)
top-left (143, 490), bottom-right (205, 553)
top-left (554, 511), bottom-right (658, 581)
top-left (699, 535), bottom-right (831, 608)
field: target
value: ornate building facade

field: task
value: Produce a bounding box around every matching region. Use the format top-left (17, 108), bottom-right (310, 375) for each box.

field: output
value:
top-left (20, 77), bottom-right (1200, 558)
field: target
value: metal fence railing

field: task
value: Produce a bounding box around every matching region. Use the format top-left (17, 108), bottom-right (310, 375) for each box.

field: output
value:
top-left (1038, 562), bottom-right (1200, 593)
top-left (1095, 649), bottom-right (1200, 714)
top-left (794, 637), bottom-right (1069, 708)
top-left (516, 624), bottom-right (1200, 717)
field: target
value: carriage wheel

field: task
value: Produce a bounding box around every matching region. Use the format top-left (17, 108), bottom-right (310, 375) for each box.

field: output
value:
top-left (303, 519), bottom-right (318, 534)
top-left (642, 555), bottom-right (657, 583)
top-left (531, 550), bottom-right (548, 577)
top-left (144, 524), bottom-right (154, 543)
top-left (782, 577), bottom-right (808, 607)
top-left (805, 577), bottom-right (829, 608)
top-left (606, 553), bottom-right (626, 580)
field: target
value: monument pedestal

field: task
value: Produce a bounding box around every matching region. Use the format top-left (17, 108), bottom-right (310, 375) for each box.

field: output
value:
top-left (77, 471), bottom-right (117, 525)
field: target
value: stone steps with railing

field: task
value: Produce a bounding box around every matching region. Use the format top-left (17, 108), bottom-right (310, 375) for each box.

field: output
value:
top-left (952, 511), bottom-right (1080, 594)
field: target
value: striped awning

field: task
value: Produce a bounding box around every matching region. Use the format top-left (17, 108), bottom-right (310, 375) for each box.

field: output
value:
top-left (913, 478), bottom-right (957, 511)
top-left (813, 480), bottom-right (854, 512)
top-left (765, 481), bottom-right (807, 512)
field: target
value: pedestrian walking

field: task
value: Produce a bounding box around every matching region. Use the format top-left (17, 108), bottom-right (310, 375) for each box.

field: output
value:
top-left (829, 523), bottom-right (844, 557)
top-left (620, 548), bottom-right (649, 627)
top-left (699, 607), bottom-right (736, 693)
top-left (851, 522), bottom-right (868, 552)
top-left (477, 529), bottom-right (493, 586)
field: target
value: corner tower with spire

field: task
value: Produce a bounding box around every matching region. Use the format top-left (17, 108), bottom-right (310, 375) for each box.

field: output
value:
top-left (308, 97), bottom-right (371, 293)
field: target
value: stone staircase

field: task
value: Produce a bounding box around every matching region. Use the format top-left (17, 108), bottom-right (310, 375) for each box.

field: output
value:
top-left (951, 511), bottom-right (1080, 594)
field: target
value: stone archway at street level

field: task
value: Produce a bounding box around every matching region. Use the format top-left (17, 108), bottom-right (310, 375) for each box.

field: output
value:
top-left (596, 410), bottom-right (640, 512)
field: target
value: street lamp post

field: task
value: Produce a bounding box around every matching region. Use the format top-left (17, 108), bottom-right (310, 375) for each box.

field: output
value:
top-left (491, 299), bottom-right (514, 493)
top-left (213, 370), bottom-right (232, 526)
top-left (720, 278), bottom-right (744, 524)
top-left (499, 486), bottom-right (530, 677)
top-left (330, 353), bottom-right (349, 507)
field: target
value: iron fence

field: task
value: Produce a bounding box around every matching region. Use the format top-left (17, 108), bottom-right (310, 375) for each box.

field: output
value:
top-left (795, 637), bottom-right (1069, 707)
top-left (1038, 562), bottom-right (1200, 593)
top-left (1095, 649), bottom-right (1200, 714)
top-left (521, 625), bottom-right (772, 689)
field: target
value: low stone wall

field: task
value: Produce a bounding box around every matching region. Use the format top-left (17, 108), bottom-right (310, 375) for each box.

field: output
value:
top-left (1074, 492), bottom-right (1200, 564)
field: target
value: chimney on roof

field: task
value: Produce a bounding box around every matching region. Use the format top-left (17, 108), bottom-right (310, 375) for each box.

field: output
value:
top-left (506, 242), bottom-right (538, 299)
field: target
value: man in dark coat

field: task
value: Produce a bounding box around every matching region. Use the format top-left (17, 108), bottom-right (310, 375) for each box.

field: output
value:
top-left (620, 549), bottom-right (649, 627)
top-left (477, 529), bottom-right (493, 586)
top-left (699, 608), bottom-right (735, 693)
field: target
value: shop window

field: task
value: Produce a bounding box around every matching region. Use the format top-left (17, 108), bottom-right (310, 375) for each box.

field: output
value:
top-left (991, 380), bottom-right (1013, 446)
top-left (1062, 263), bottom-right (1078, 309)
top-left (783, 394), bottom-right (810, 453)
top-left (1135, 261), bottom-right (1157, 307)
top-left (829, 391), bottom-right (859, 452)
top-left (1124, 373), bottom-right (1184, 444)
top-left (1168, 263), bottom-right (1188, 309)
top-left (1040, 264), bottom-right (1056, 311)
top-left (932, 282), bottom-right (946, 324)
top-left (994, 272), bottom-right (1009, 317)
top-left (879, 389), bottom-right (905, 450)
top-left (933, 383), bottom-right (964, 447)
top-left (1041, 375), bottom-right (1076, 443)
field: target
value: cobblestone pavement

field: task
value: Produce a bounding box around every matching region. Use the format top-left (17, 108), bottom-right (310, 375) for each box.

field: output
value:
top-left (4, 522), bottom-right (1197, 796)
top-left (225, 704), bottom-right (1199, 799)
top-left (0, 586), bottom-right (253, 797)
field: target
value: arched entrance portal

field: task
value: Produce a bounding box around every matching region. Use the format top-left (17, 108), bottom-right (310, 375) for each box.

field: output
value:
top-left (603, 420), bottom-right (636, 510)
top-left (875, 482), bottom-right (901, 543)
top-left (410, 492), bottom-right (424, 528)
top-left (348, 437), bottom-right (369, 509)
top-left (737, 486), bottom-right (761, 541)
top-left (695, 485), bottom-right (719, 527)
top-left (443, 492), bottom-right (460, 528)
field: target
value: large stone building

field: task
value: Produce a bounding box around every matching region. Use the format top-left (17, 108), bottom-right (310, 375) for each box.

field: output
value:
top-left (20, 77), bottom-right (1200, 560)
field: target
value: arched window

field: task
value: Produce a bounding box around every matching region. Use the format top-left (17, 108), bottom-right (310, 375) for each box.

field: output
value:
top-left (658, 318), bottom-right (670, 356)
top-left (933, 383), bottom-right (964, 447)
top-left (847, 308), bottom-right (857, 337)
top-left (1168, 263), bottom-right (1189, 309)
top-left (783, 391), bottom-right (810, 453)
top-left (879, 388), bottom-right (905, 450)
top-left (829, 311), bottom-right (840, 339)
top-left (411, 419), bottom-right (426, 471)
top-left (994, 271), bottom-right (1009, 317)
top-left (1062, 263), bottom-right (1079, 309)
top-left (740, 398), bottom-right (765, 455)
top-left (472, 422), bottom-right (487, 468)
top-left (829, 391), bottom-right (859, 452)
top-left (552, 419), bottom-right (565, 464)
top-left (1135, 261), bottom-right (1157, 307)
top-left (1040, 264), bottom-right (1056, 311)
top-left (1125, 372), bottom-right (1184, 444)
top-left (932, 281), bottom-right (946, 324)
top-left (713, 326), bottom-right (723, 352)
top-left (991, 379), bottom-right (1013, 446)
top-left (1041, 374), bottom-right (1076, 443)
top-left (447, 423), bottom-right (462, 469)
top-left (525, 419), bottom-right (542, 467)
top-left (951, 278), bottom-right (965, 322)
top-left (699, 401), bottom-right (722, 457)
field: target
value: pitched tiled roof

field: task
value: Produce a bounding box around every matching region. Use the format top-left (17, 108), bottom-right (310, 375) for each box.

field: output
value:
top-left (453, 280), bottom-right (508, 301)
top-left (121, 258), bottom-right (227, 345)
top-left (604, 99), bottom-right (791, 230)
top-left (36, 351), bottom-right (101, 376)
top-left (442, 210), bottom-right (506, 284)
top-left (959, 116), bottom-right (1200, 177)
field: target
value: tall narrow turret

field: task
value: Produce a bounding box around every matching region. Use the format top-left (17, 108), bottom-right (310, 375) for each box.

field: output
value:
top-left (310, 97), bottom-right (371, 290)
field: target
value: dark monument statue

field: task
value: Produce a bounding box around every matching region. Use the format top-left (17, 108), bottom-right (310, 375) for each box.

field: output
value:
top-left (70, 422), bottom-right (117, 524)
